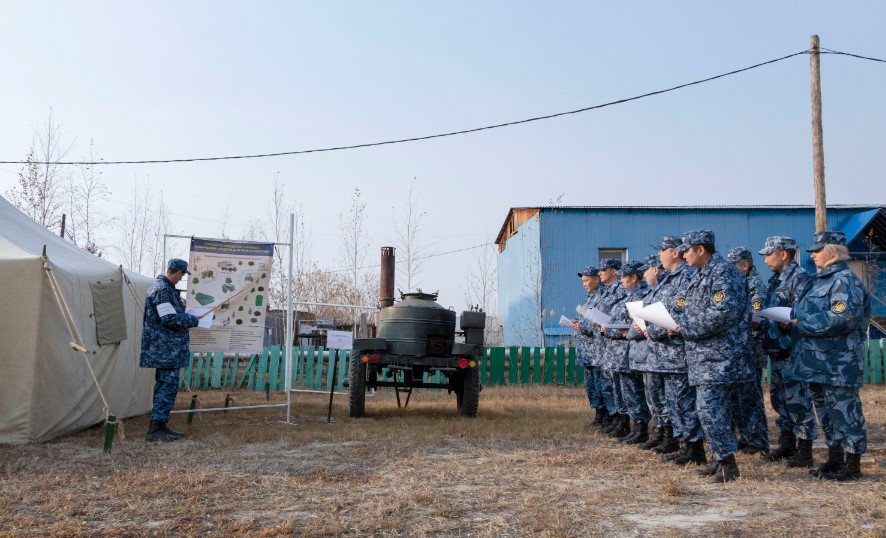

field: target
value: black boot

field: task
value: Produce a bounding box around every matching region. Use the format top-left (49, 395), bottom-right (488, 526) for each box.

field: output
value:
top-left (619, 421), bottom-right (648, 444)
top-left (810, 444), bottom-right (845, 478)
top-left (603, 414), bottom-right (622, 435)
top-left (674, 439), bottom-right (707, 465)
top-left (599, 411), bottom-right (615, 431)
top-left (786, 438), bottom-right (814, 468)
top-left (591, 408), bottom-right (607, 427)
top-left (764, 430), bottom-right (797, 462)
top-left (145, 420), bottom-right (179, 442)
top-left (663, 441), bottom-right (687, 462)
top-left (639, 426), bottom-right (665, 450)
top-left (710, 454), bottom-right (740, 483)
top-left (609, 415), bottom-right (631, 438)
top-left (158, 422), bottom-right (184, 440)
top-left (652, 428), bottom-right (680, 455)
top-left (696, 460), bottom-right (720, 477)
top-left (822, 453), bottom-right (862, 482)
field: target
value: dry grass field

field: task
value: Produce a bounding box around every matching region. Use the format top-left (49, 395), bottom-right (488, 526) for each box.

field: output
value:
top-left (1, 384), bottom-right (884, 537)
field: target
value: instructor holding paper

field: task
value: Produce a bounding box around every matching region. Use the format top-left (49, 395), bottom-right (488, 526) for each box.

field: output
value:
top-left (140, 259), bottom-right (201, 442)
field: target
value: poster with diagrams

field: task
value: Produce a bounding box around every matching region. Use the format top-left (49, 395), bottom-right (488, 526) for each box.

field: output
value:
top-left (186, 238), bottom-right (274, 354)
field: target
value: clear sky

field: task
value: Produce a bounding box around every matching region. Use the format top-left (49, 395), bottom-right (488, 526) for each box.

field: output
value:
top-left (1, 2), bottom-right (884, 311)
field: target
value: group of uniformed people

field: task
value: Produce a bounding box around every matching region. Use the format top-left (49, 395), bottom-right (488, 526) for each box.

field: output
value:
top-left (572, 229), bottom-right (872, 483)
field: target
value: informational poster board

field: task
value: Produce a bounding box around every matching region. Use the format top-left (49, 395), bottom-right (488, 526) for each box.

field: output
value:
top-left (186, 238), bottom-right (274, 354)
top-left (326, 330), bottom-right (354, 351)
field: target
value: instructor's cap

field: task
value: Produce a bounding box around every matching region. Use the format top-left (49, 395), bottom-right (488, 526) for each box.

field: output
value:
top-left (654, 236), bottom-right (682, 251)
top-left (598, 258), bottom-right (622, 271)
top-left (167, 258), bottom-right (191, 275)
top-left (645, 255), bottom-right (661, 268)
top-left (807, 230), bottom-right (846, 252)
top-left (676, 229), bottom-right (716, 253)
top-left (617, 260), bottom-right (647, 276)
top-left (758, 236), bottom-right (798, 255)
top-left (726, 247), bottom-right (752, 263)
top-left (577, 266), bottom-right (600, 277)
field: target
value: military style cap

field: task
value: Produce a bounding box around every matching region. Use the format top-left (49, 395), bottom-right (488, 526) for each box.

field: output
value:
top-left (167, 258), bottom-right (192, 275)
top-left (654, 236), bottom-right (682, 251)
top-left (807, 230), bottom-right (846, 252)
top-left (577, 266), bottom-right (600, 277)
top-left (726, 246), bottom-right (752, 263)
top-left (617, 260), bottom-right (647, 276)
top-left (676, 229), bottom-right (716, 252)
top-left (758, 236), bottom-right (798, 255)
top-left (645, 254), bottom-right (661, 268)
top-left (598, 258), bottom-right (623, 271)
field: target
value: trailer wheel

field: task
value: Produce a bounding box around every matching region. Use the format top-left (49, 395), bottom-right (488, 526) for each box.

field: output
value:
top-left (456, 366), bottom-right (480, 417)
top-left (348, 355), bottom-right (366, 418)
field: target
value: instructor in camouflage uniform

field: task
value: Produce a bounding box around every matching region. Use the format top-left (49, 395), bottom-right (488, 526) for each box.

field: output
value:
top-left (140, 258), bottom-right (201, 442)
top-left (790, 231), bottom-right (871, 481)
top-left (573, 266), bottom-right (603, 424)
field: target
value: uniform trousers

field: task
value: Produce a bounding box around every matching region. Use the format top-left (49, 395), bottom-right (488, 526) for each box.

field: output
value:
top-left (770, 359), bottom-right (818, 440)
top-left (663, 372), bottom-right (703, 442)
top-left (643, 372), bottom-right (669, 428)
top-left (151, 367), bottom-right (181, 422)
top-left (809, 383), bottom-right (867, 454)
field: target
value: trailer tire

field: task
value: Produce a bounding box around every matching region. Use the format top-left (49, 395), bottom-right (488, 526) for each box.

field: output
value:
top-left (457, 366), bottom-right (480, 417)
top-left (348, 356), bottom-right (366, 418)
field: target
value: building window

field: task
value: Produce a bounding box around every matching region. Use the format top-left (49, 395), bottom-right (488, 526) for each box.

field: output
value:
top-left (599, 248), bottom-right (627, 263)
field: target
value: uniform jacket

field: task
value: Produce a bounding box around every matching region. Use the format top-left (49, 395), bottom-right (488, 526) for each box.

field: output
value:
top-left (645, 263), bottom-right (694, 373)
top-left (760, 261), bottom-right (810, 359)
top-left (678, 254), bottom-right (755, 386)
top-left (602, 280), bottom-right (649, 372)
top-left (580, 280), bottom-right (626, 368)
top-left (140, 275), bottom-right (200, 369)
top-left (746, 265), bottom-right (768, 368)
top-left (625, 282), bottom-right (656, 372)
top-left (789, 261), bottom-right (871, 388)
top-left (576, 287), bottom-right (602, 367)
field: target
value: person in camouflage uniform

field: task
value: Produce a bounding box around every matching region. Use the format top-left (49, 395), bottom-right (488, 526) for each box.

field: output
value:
top-left (676, 230), bottom-right (756, 483)
top-left (644, 237), bottom-right (699, 459)
top-left (756, 236), bottom-right (817, 468)
top-left (579, 259), bottom-right (625, 435)
top-left (140, 258), bottom-right (201, 442)
top-left (573, 266), bottom-right (603, 424)
top-left (603, 261), bottom-right (652, 444)
top-left (790, 231), bottom-right (872, 481)
top-left (726, 247), bottom-right (770, 455)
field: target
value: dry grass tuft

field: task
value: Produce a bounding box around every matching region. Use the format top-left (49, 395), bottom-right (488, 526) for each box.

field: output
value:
top-left (0, 385), bottom-right (883, 536)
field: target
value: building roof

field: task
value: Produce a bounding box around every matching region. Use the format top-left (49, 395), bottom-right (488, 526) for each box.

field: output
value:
top-left (836, 208), bottom-right (886, 250)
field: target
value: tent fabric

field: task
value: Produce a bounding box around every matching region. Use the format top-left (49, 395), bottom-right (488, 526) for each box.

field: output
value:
top-left (0, 195), bottom-right (154, 443)
top-left (89, 278), bottom-right (128, 345)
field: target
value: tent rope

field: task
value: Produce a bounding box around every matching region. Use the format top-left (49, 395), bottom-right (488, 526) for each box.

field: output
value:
top-left (41, 256), bottom-right (125, 440)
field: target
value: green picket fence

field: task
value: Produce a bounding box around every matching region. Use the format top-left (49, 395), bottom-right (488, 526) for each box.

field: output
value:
top-left (180, 339), bottom-right (886, 392)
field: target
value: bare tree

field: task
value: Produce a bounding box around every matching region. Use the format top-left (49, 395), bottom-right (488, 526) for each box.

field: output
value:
top-left (65, 139), bottom-right (111, 255)
top-left (117, 178), bottom-right (165, 276)
top-left (339, 188), bottom-right (370, 312)
top-left (265, 175), bottom-right (311, 309)
top-left (218, 200), bottom-right (232, 240)
top-left (393, 178), bottom-right (432, 291)
top-left (6, 109), bottom-right (75, 233)
top-left (463, 240), bottom-right (503, 345)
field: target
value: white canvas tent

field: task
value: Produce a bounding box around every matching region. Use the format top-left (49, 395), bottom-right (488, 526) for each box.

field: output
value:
top-left (0, 195), bottom-right (155, 443)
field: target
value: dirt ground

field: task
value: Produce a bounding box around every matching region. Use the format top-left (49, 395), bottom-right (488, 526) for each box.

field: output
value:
top-left (1, 385), bottom-right (884, 537)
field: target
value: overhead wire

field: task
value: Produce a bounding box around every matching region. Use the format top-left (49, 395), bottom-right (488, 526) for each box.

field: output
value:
top-left (0, 49), bottom-right (821, 166)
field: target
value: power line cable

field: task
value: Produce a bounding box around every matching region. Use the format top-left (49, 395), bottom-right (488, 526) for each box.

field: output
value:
top-left (1, 50), bottom-right (816, 166)
top-left (308, 242), bottom-right (491, 276)
top-left (820, 48), bottom-right (886, 64)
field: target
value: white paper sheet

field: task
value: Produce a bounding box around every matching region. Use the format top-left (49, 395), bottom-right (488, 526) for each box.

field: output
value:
top-left (156, 302), bottom-right (176, 317)
top-left (602, 323), bottom-right (631, 330)
top-left (756, 307), bottom-right (793, 324)
top-left (582, 307), bottom-right (612, 326)
top-left (625, 301), bottom-right (647, 332)
top-left (558, 315), bottom-right (574, 329)
top-left (575, 305), bottom-right (586, 317)
top-left (634, 302), bottom-right (678, 331)
top-left (186, 307), bottom-right (214, 329)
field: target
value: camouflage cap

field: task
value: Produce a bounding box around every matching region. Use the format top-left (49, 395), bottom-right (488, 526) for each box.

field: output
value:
top-left (758, 236), bottom-right (798, 255)
top-left (654, 236), bottom-right (682, 251)
top-left (645, 254), bottom-right (661, 268)
top-left (675, 229), bottom-right (716, 252)
top-left (807, 230), bottom-right (846, 252)
top-left (577, 266), bottom-right (600, 278)
top-left (598, 258), bottom-right (623, 271)
top-left (167, 258), bottom-right (191, 275)
top-left (726, 246), bottom-right (753, 263)
top-left (617, 260), bottom-right (647, 276)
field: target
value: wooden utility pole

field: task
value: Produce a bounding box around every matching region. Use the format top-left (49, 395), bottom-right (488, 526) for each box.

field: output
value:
top-left (810, 34), bottom-right (827, 232)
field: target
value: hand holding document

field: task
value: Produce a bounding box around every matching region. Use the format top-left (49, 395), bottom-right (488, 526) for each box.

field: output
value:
top-left (634, 302), bottom-right (678, 331)
top-left (186, 307), bottom-right (215, 329)
top-left (558, 315), bottom-right (575, 329)
top-left (625, 301), bottom-right (647, 331)
top-left (582, 307), bottom-right (612, 326)
top-left (755, 307), bottom-right (792, 324)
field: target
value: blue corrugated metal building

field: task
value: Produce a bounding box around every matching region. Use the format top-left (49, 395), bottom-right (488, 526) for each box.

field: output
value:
top-left (495, 205), bottom-right (886, 347)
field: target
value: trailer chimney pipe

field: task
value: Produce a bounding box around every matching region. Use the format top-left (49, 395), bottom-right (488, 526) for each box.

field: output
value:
top-left (380, 246), bottom-right (395, 308)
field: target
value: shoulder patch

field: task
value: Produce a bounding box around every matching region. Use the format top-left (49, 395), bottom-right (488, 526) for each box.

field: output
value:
top-left (713, 291), bottom-right (725, 304)
top-left (752, 300), bottom-right (761, 312)
top-left (832, 301), bottom-right (846, 314)
top-left (675, 297), bottom-right (685, 308)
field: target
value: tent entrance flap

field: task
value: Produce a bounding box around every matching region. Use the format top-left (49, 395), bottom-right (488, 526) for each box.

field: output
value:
top-left (90, 278), bottom-right (128, 345)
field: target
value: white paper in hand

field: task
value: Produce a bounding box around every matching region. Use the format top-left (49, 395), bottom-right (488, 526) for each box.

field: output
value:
top-left (186, 307), bottom-right (214, 329)
top-left (559, 315), bottom-right (574, 329)
top-left (756, 307), bottom-right (792, 324)
top-left (575, 305), bottom-right (586, 317)
top-left (635, 302), bottom-right (678, 331)
top-left (583, 307), bottom-right (612, 326)
top-left (625, 301), bottom-right (647, 331)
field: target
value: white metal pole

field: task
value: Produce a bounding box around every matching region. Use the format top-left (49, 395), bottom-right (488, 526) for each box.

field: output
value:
top-left (284, 213), bottom-right (295, 422)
